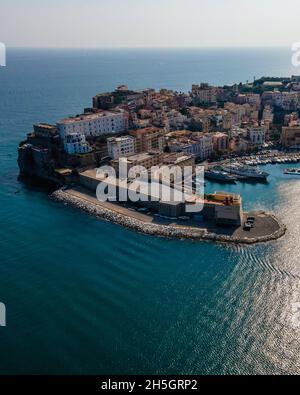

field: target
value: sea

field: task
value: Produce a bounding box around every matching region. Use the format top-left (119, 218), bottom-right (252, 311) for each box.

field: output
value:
top-left (1, 47), bottom-right (300, 374)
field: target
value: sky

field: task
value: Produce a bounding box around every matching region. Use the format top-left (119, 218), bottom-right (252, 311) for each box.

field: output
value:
top-left (0, 0), bottom-right (300, 48)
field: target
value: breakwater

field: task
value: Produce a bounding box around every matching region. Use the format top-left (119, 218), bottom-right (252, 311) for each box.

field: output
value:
top-left (51, 189), bottom-right (286, 245)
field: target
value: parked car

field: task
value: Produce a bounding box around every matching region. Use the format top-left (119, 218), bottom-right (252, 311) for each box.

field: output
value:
top-left (244, 222), bottom-right (253, 231)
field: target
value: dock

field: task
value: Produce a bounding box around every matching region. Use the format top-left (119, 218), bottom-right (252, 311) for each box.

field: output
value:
top-left (51, 187), bottom-right (286, 245)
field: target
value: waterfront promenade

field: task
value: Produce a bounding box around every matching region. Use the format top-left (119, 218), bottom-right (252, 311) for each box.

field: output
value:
top-left (52, 187), bottom-right (286, 245)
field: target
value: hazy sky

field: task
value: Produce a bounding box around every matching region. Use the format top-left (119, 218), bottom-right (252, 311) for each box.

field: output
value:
top-left (1, 0), bottom-right (300, 48)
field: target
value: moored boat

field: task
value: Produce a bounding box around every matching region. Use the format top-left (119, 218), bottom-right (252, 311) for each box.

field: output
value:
top-left (283, 168), bottom-right (300, 175)
top-left (222, 164), bottom-right (269, 181)
top-left (204, 170), bottom-right (237, 184)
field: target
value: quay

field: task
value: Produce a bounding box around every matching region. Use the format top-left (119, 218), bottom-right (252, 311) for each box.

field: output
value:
top-left (51, 186), bottom-right (286, 245)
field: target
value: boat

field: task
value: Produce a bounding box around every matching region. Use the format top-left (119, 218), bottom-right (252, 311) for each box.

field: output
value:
top-left (283, 168), bottom-right (300, 175)
top-left (222, 164), bottom-right (269, 181)
top-left (204, 170), bottom-right (237, 184)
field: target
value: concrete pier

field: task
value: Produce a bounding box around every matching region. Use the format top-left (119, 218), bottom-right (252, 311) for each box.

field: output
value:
top-left (51, 187), bottom-right (286, 245)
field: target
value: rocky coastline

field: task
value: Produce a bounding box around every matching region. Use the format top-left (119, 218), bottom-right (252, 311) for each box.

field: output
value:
top-left (51, 189), bottom-right (287, 245)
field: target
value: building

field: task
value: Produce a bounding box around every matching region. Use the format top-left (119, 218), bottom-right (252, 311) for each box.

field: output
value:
top-left (78, 169), bottom-right (243, 225)
top-left (262, 91), bottom-right (298, 110)
top-left (204, 192), bottom-right (243, 226)
top-left (229, 137), bottom-right (250, 153)
top-left (248, 128), bottom-right (266, 147)
top-left (281, 126), bottom-right (300, 148)
top-left (234, 93), bottom-right (261, 110)
top-left (191, 83), bottom-right (218, 104)
top-left (212, 132), bottom-right (229, 152)
top-left (111, 151), bottom-right (163, 175)
top-left (107, 136), bottom-right (136, 159)
top-left (129, 127), bottom-right (166, 153)
top-left (93, 86), bottom-right (155, 111)
top-left (224, 102), bottom-right (258, 126)
top-left (222, 112), bottom-right (232, 130)
top-left (58, 110), bottom-right (128, 139)
top-left (92, 93), bottom-right (115, 110)
top-left (274, 92), bottom-right (298, 110)
top-left (165, 109), bottom-right (188, 129)
top-left (262, 105), bottom-right (274, 124)
top-left (161, 152), bottom-right (195, 169)
top-left (284, 112), bottom-right (299, 126)
top-left (63, 133), bottom-right (92, 155)
top-left (168, 133), bottom-right (213, 161)
top-left (33, 124), bottom-right (58, 138)
top-left (149, 153), bottom-right (195, 184)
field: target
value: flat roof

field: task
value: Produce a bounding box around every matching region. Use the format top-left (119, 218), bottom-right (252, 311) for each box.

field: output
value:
top-left (107, 136), bottom-right (135, 142)
top-left (34, 123), bottom-right (56, 129)
top-left (58, 111), bottom-right (123, 125)
top-left (129, 127), bottom-right (162, 135)
top-left (263, 81), bottom-right (283, 86)
top-left (162, 153), bottom-right (194, 164)
top-left (125, 152), bottom-right (160, 162)
top-left (79, 171), bottom-right (241, 207)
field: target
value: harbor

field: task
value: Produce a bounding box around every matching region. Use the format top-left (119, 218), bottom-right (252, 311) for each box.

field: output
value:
top-left (205, 151), bottom-right (300, 183)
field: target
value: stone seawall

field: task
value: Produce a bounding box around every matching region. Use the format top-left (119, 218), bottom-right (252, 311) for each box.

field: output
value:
top-left (51, 189), bottom-right (287, 245)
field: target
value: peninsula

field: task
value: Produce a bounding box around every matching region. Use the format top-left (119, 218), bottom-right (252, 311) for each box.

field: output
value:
top-left (18, 77), bottom-right (299, 243)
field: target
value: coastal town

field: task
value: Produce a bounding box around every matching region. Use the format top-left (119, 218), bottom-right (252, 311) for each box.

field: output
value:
top-left (18, 75), bottom-right (300, 243)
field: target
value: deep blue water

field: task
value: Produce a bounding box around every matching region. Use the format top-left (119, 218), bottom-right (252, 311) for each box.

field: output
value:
top-left (1, 48), bottom-right (300, 374)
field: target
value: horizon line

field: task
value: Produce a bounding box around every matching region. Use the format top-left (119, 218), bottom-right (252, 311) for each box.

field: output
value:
top-left (5, 45), bottom-right (292, 50)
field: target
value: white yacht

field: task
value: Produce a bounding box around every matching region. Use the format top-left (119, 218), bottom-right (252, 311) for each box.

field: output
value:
top-left (222, 164), bottom-right (269, 181)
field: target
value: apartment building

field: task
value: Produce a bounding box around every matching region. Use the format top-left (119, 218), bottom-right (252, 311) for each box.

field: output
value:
top-left (107, 136), bottom-right (136, 159)
top-left (248, 128), bottom-right (266, 147)
top-left (168, 133), bottom-right (213, 161)
top-left (58, 110), bottom-right (128, 139)
top-left (129, 127), bottom-right (166, 152)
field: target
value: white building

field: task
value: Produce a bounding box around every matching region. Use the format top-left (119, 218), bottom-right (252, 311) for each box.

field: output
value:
top-left (107, 136), bottom-right (136, 159)
top-left (197, 133), bottom-right (213, 160)
top-left (248, 128), bottom-right (266, 146)
top-left (64, 133), bottom-right (92, 155)
top-left (165, 110), bottom-right (188, 129)
top-left (58, 111), bottom-right (128, 139)
top-left (169, 134), bottom-right (213, 161)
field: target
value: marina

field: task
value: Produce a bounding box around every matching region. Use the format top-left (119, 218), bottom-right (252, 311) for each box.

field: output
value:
top-left (206, 152), bottom-right (300, 184)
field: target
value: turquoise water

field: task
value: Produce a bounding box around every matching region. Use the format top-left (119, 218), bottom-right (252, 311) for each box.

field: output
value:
top-left (1, 48), bottom-right (300, 374)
